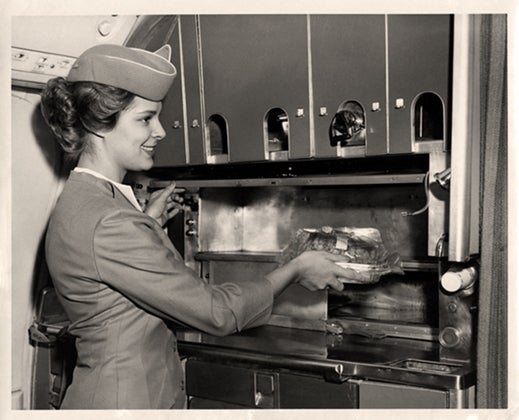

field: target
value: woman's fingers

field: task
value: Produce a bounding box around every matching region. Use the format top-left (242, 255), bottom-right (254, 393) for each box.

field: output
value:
top-left (327, 277), bottom-right (345, 292)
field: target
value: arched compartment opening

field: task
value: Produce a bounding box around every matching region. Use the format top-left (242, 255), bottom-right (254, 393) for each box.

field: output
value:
top-left (413, 92), bottom-right (445, 142)
top-left (206, 114), bottom-right (229, 164)
top-left (329, 100), bottom-right (366, 158)
top-left (264, 108), bottom-right (289, 160)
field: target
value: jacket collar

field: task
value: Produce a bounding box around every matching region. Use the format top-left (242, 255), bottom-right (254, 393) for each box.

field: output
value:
top-left (68, 170), bottom-right (142, 211)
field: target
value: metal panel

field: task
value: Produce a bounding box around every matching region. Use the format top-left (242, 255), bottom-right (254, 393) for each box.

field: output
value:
top-left (199, 15), bottom-right (310, 162)
top-left (188, 397), bottom-right (247, 409)
top-left (198, 186), bottom-right (429, 260)
top-left (425, 144), bottom-right (450, 256)
top-left (388, 15), bottom-right (452, 154)
top-left (185, 359), bottom-right (265, 407)
top-left (358, 380), bottom-right (448, 408)
top-left (181, 16), bottom-right (205, 165)
top-left (311, 15), bottom-right (387, 157)
top-left (152, 173), bottom-right (426, 189)
top-left (155, 20), bottom-right (187, 167)
top-left (278, 372), bottom-right (358, 408)
top-left (448, 15), bottom-right (481, 261)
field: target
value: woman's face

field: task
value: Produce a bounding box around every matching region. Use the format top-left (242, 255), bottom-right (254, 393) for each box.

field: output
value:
top-left (102, 96), bottom-right (166, 177)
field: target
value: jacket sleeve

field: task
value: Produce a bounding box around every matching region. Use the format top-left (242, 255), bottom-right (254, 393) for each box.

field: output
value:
top-left (92, 208), bottom-right (274, 336)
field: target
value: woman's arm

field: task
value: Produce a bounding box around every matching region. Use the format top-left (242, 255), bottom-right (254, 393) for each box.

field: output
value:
top-left (265, 250), bottom-right (361, 297)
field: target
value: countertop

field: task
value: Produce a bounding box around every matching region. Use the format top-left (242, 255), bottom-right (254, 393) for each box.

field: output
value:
top-left (177, 325), bottom-right (476, 390)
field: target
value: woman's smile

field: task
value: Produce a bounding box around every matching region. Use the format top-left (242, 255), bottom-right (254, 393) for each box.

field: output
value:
top-left (141, 144), bottom-right (157, 155)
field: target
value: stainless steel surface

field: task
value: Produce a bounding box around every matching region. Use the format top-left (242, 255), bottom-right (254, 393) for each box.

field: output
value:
top-left (328, 318), bottom-right (437, 341)
top-left (357, 380), bottom-right (448, 408)
top-left (195, 185), bottom-right (428, 258)
top-left (178, 325), bottom-right (475, 390)
top-left (152, 173), bottom-right (426, 189)
top-left (438, 263), bottom-right (477, 362)
top-left (196, 251), bottom-right (438, 272)
top-left (426, 145), bottom-right (450, 256)
top-left (449, 14), bottom-right (481, 261)
top-left (180, 343), bottom-right (346, 383)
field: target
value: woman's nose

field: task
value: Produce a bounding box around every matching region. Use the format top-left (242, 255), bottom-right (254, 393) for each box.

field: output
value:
top-left (152, 120), bottom-right (166, 141)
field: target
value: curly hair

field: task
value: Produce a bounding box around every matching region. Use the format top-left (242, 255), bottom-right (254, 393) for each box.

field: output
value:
top-left (40, 77), bottom-right (135, 160)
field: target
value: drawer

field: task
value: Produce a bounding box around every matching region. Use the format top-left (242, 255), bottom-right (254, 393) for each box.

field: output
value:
top-left (185, 359), bottom-right (358, 409)
top-left (278, 371), bottom-right (357, 408)
top-left (186, 359), bottom-right (278, 408)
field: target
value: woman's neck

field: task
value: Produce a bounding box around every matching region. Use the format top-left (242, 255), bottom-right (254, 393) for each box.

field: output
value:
top-left (77, 153), bottom-right (126, 183)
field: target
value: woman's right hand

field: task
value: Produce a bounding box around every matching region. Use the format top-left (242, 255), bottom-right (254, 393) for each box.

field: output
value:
top-left (288, 251), bottom-right (359, 292)
top-left (265, 250), bottom-right (360, 297)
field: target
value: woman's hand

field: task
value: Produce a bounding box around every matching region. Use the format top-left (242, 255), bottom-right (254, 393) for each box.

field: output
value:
top-left (144, 182), bottom-right (185, 227)
top-left (289, 251), bottom-right (360, 292)
top-left (266, 250), bottom-right (361, 297)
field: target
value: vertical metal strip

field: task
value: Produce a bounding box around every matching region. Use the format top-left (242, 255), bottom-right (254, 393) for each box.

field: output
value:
top-left (384, 15), bottom-right (390, 153)
top-left (177, 17), bottom-right (190, 164)
top-left (449, 15), bottom-right (480, 261)
top-left (195, 15), bottom-right (209, 161)
top-left (307, 15), bottom-right (315, 157)
top-left (468, 16), bottom-right (481, 256)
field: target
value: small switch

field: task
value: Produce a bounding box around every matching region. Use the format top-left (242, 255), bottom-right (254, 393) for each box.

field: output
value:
top-left (371, 102), bottom-right (381, 112)
top-left (395, 98), bottom-right (405, 109)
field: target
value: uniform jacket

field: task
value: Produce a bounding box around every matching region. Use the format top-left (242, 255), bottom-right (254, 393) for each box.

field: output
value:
top-left (45, 171), bottom-right (274, 409)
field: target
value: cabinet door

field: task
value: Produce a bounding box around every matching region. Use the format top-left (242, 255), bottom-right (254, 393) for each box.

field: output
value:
top-left (125, 16), bottom-right (187, 167)
top-left (180, 15), bottom-right (205, 165)
top-left (387, 15), bottom-right (452, 154)
top-left (358, 380), bottom-right (448, 408)
top-left (279, 372), bottom-right (358, 408)
top-left (311, 15), bottom-right (387, 157)
top-left (186, 359), bottom-right (279, 408)
top-left (199, 15), bottom-right (310, 162)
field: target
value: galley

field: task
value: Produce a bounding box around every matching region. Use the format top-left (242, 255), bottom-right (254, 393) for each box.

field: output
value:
top-left (9, 12), bottom-right (509, 411)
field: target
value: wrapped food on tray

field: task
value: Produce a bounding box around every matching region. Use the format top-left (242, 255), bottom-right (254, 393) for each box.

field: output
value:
top-left (280, 226), bottom-right (404, 284)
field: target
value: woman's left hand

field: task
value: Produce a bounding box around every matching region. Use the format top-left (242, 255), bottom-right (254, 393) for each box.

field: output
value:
top-left (144, 182), bottom-right (185, 227)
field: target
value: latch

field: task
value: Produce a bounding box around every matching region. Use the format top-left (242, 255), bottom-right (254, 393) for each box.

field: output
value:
top-left (254, 372), bottom-right (277, 408)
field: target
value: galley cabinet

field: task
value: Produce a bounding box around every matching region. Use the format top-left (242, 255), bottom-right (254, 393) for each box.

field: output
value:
top-left (311, 15), bottom-right (387, 158)
top-left (387, 15), bottom-right (452, 154)
top-left (312, 15), bottom-right (452, 158)
top-left (198, 15), bottom-right (311, 163)
top-left (126, 15), bottom-right (452, 167)
top-left (126, 15), bottom-right (205, 167)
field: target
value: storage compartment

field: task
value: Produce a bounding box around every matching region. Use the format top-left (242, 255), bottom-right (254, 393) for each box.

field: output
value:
top-left (206, 114), bottom-right (229, 164)
top-left (264, 108), bottom-right (289, 160)
top-left (358, 381), bottom-right (448, 408)
top-left (186, 359), bottom-right (358, 409)
top-left (413, 92), bottom-right (445, 142)
top-left (197, 184), bottom-right (429, 257)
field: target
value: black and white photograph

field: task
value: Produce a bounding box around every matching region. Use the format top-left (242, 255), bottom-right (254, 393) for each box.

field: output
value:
top-left (1, 1), bottom-right (516, 419)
